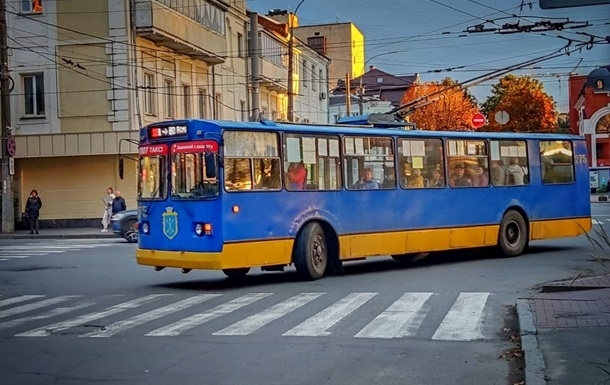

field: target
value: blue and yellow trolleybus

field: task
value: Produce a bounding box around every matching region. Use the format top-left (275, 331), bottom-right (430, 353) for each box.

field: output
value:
top-left (130, 117), bottom-right (591, 280)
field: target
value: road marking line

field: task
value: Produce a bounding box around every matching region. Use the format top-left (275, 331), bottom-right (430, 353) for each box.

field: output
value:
top-left (431, 292), bottom-right (490, 341)
top-left (0, 295), bottom-right (46, 308)
top-left (16, 294), bottom-right (171, 337)
top-left (354, 292), bottom-right (433, 339)
top-left (83, 294), bottom-right (221, 337)
top-left (283, 293), bottom-right (377, 337)
top-left (0, 301), bottom-right (96, 331)
top-left (212, 293), bottom-right (323, 336)
top-left (0, 296), bottom-right (80, 319)
top-left (147, 293), bottom-right (272, 336)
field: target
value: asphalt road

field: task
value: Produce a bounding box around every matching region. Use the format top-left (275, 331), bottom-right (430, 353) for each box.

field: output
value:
top-left (0, 205), bottom-right (608, 385)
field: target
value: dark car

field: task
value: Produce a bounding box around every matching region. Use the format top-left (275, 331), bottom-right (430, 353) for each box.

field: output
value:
top-left (111, 210), bottom-right (138, 243)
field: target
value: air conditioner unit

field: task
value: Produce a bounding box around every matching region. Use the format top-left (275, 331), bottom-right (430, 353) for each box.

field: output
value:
top-left (319, 92), bottom-right (326, 100)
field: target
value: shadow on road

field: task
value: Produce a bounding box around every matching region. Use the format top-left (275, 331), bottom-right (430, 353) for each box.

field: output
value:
top-left (149, 244), bottom-right (582, 292)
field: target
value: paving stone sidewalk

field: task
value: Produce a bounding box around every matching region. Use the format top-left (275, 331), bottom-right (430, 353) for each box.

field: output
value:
top-left (518, 275), bottom-right (610, 385)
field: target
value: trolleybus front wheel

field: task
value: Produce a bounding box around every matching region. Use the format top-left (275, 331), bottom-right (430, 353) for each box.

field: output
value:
top-left (294, 222), bottom-right (328, 280)
top-left (498, 210), bottom-right (528, 257)
top-left (222, 268), bottom-right (250, 278)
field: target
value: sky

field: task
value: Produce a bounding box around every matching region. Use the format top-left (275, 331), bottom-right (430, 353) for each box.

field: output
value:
top-left (247, 0), bottom-right (610, 113)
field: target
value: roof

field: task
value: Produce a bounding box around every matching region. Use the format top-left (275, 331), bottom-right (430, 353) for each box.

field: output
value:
top-left (163, 119), bottom-right (582, 141)
top-left (586, 65), bottom-right (610, 92)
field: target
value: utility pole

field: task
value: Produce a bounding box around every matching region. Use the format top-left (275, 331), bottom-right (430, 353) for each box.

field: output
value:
top-left (249, 11), bottom-right (260, 121)
top-left (345, 73), bottom-right (351, 117)
top-left (287, 0), bottom-right (306, 122)
top-left (0, 0), bottom-right (13, 233)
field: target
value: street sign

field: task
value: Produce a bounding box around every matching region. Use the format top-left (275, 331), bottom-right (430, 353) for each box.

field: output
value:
top-left (9, 157), bottom-right (14, 176)
top-left (495, 110), bottom-right (510, 125)
top-left (471, 113), bottom-right (486, 128)
top-left (6, 136), bottom-right (16, 157)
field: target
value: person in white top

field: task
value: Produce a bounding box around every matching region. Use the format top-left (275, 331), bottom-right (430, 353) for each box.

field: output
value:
top-left (101, 187), bottom-right (115, 232)
top-left (507, 158), bottom-right (528, 185)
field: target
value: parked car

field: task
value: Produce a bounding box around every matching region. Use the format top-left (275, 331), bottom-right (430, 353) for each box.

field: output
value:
top-left (111, 210), bottom-right (138, 243)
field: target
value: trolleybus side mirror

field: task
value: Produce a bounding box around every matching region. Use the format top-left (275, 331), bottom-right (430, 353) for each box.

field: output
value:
top-left (205, 152), bottom-right (217, 179)
top-left (118, 158), bottom-right (124, 180)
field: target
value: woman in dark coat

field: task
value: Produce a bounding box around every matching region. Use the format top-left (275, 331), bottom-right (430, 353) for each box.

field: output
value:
top-left (25, 189), bottom-right (42, 234)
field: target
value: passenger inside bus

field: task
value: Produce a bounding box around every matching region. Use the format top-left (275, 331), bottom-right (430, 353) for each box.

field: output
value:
top-left (352, 167), bottom-right (379, 189)
top-left (429, 169), bottom-right (444, 188)
top-left (490, 160), bottom-right (506, 185)
top-left (450, 163), bottom-right (472, 187)
top-left (286, 162), bottom-right (307, 190)
top-left (381, 166), bottom-right (396, 189)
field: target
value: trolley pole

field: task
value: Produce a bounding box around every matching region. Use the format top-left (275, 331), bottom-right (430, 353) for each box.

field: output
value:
top-left (0, 0), bottom-right (14, 233)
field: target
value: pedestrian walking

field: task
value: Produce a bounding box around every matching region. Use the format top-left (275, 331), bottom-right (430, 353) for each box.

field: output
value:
top-left (25, 189), bottom-right (42, 235)
top-left (112, 190), bottom-right (126, 215)
top-left (101, 187), bottom-right (115, 232)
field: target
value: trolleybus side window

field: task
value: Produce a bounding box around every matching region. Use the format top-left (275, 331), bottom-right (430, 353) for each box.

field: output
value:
top-left (398, 138), bottom-right (445, 189)
top-left (489, 140), bottom-right (529, 186)
top-left (540, 140), bottom-right (575, 184)
top-left (446, 139), bottom-right (489, 188)
top-left (283, 134), bottom-right (342, 191)
top-left (223, 131), bottom-right (281, 191)
top-left (344, 136), bottom-right (394, 190)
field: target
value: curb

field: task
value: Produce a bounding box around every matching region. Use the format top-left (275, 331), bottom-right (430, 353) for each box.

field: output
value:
top-left (517, 299), bottom-right (547, 385)
top-left (541, 284), bottom-right (610, 293)
top-left (0, 234), bottom-right (117, 240)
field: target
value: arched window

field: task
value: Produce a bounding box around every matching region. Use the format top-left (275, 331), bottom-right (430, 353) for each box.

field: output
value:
top-left (595, 113), bottom-right (610, 134)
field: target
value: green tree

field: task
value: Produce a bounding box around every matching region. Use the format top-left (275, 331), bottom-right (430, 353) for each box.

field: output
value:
top-left (401, 77), bottom-right (479, 130)
top-left (481, 75), bottom-right (557, 132)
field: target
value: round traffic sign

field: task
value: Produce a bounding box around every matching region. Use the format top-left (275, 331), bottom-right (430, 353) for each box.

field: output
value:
top-left (495, 110), bottom-right (510, 125)
top-left (471, 113), bottom-right (486, 128)
top-left (6, 136), bottom-right (16, 157)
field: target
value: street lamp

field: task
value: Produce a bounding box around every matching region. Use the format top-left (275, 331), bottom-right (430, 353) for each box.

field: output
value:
top-left (287, 0), bottom-right (306, 122)
top-left (358, 50), bottom-right (402, 115)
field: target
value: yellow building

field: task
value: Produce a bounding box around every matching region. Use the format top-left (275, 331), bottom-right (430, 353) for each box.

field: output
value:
top-left (292, 22), bottom-right (365, 90)
top-left (8, 0), bottom-right (249, 227)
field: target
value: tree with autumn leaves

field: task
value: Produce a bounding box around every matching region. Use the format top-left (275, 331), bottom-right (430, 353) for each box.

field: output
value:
top-left (400, 77), bottom-right (479, 131)
top-left (401, 74), bottom-right (558, 132)
top-left (480, 74), bottom-right (557, 132)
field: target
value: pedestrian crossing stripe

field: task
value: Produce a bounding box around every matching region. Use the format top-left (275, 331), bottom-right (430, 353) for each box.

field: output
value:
top-left (0, 241), bottom-right (118, 261)
top-left (0, 292), bottom-right (493, 341)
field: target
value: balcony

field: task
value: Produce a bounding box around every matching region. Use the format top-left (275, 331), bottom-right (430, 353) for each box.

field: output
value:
top-left (259, 58), bottom-right (288, 93)
top-left (134, 0), bottom-right (226, 64)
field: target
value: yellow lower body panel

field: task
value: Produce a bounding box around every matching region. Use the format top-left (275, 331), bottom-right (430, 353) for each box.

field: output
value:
top-left (339, 225), bottom-right (500, 260)
top-left (137, 239), bottom-right (294, 270)
top-left (137, 217), bottom-right (591, 270)
top-left (530, 217), bottom-right (591, 240)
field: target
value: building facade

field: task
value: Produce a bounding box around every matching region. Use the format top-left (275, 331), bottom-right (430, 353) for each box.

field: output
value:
top-left (5, 1), bottom-right (331, 227)
top-left (8, 0), bottom-right (249, 226)
top-left (568, 66), bottom-right (610, 167)
top-left (255, 13), bottom-right (330, 123)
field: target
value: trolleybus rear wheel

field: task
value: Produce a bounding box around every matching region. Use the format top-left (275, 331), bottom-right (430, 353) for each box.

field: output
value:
top-left (294, 222), bottom-right (328, 280)
top-left (222, 268), bottom-right (250, 278)
top-left (498, 210), bottom-right (528, 257)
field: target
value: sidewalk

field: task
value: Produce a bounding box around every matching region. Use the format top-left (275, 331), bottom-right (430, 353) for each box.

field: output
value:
top-left (0, 227), bottom-right (117, 240)
top-left (517, 274), bottom-right (610, 385)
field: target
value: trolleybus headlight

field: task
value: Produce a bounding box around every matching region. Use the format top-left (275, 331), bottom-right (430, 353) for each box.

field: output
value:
top-left (195, 223), bottom-right (203, 236)
top-left (142, 222), bottom-right (150, 234)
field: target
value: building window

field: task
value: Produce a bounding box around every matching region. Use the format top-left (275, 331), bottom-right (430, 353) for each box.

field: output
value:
top-left (312, 65), bottom-right (317, 91)
top-left (198, 89), bottom-right (207, 119)
top-left (302, 59), bottom-right (308, 87)
top-left (319, 69), bottom-right (324, 92)
top-left (23, 73), bottom-right (45, 117)
top-left (595, 114), bottom-right (610, 134)
top-left (240, 100), bottom-right (247, 121)
top-left (214, 93), bottom-right (222, 119)
top-left (237, 33), bottom-right (244, 58)
top-left (183, 84), bottom-right (191, 118)
top-left (22, 0), bottom-right (42, 13)
top-left (260, 33), bottom-right (288, 68)
top-left (143, 73), bottom-right (155, 115)
top-left (164, 79), bottom-right (174, 118)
